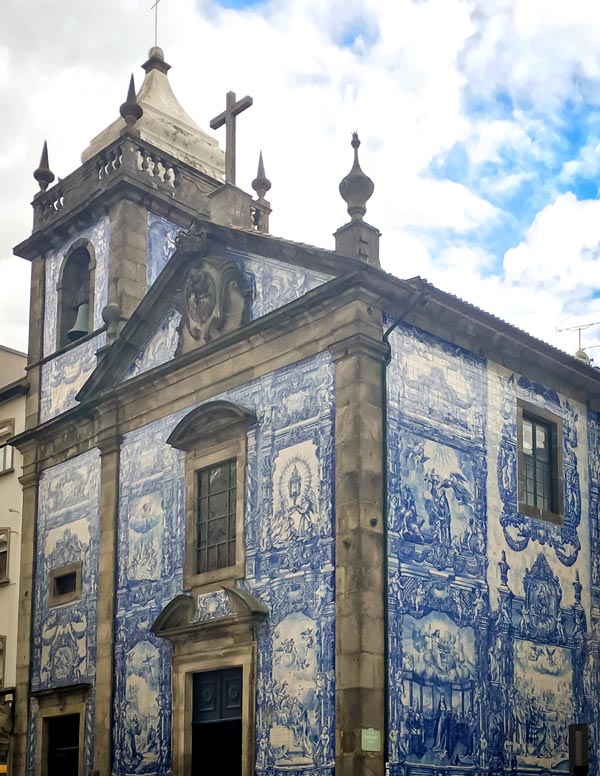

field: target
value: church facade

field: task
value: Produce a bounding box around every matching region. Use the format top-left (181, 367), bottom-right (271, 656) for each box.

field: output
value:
top-left (10, 47), bottom-right (600, 776)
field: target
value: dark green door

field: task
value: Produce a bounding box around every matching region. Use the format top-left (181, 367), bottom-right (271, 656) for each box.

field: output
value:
top-left (192, 667), bottom-right (242, 775)
top-left (47, 713), bottom-right (79, 776)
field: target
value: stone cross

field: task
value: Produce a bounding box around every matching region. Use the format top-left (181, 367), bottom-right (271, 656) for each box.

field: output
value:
top-left (210, 91), bottom-right (253, 185)
top-left (151, 0), bottom-right (161, 47)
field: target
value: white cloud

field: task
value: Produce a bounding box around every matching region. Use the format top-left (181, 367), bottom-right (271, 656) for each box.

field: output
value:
top-left (461, 0), bottom-right (600, 113)
top-left (1, 0), bottom-right (600, 364)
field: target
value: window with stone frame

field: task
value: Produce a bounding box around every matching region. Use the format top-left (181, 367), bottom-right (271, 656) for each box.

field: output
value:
top-left (0, 419), bottom-right (14, 476)
top-left (49, 561), bottom-right (82, 607)
top-left (195, 459), bottom-right (238, 574)
top-left (0, 530), bottom-right (9, 584)
top-left (517, 401), bottom-right (564, 525)
top-left (56, 241), bottom-right (96, 350)
top-left (167, 401), bottom-right (256, 592)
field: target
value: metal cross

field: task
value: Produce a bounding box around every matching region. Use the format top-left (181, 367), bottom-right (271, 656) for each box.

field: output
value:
top-left (151, 0), bottom-right (161, 47)
top-left (210, 91), bottom-right (253, 185)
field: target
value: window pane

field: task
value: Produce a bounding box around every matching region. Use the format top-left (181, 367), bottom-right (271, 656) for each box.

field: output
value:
top-left (196, 460), bottom-right (237, 573)
top-left (207, 545), bottom-right (218, 571)
top-left (208, 517), bottom-right (227, 546)
top-left (523, 419), bottom-right (533, 453)
top-left (209, 492), bottom-right (229, 520)
top-left (209, 465), bottom-right (230, 494)
top-left (535, 423), bottom-right (549, 462)
top-left (217, 543), bottom-right (228, 569)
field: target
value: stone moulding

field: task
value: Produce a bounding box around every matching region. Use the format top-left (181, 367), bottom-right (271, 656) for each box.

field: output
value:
top-left (151, 587), bottom-right (268, 640)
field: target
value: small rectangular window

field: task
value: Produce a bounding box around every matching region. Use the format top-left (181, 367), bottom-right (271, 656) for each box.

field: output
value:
top-left (517, 402), bottom-right (563, 524)
top-left (0, 419), bottom-right (14, 475)
top-left (0, 530), bottom-right (8, 583)
top-left (54, 572), bottom-right (77, 598)
top-left (196, 460), bottom-right (237, 574)
top-left (49, 562), bottom-right (82, 606)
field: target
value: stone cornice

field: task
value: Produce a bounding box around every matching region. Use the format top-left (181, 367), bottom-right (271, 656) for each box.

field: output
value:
top-left (14, 135), bottom-right (219, 261)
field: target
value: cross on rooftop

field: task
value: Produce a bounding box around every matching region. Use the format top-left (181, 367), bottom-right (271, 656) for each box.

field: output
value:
top-left (151, 0), bottom-right (161, 47)
top-left (210, 91), bottom-right (253, 185)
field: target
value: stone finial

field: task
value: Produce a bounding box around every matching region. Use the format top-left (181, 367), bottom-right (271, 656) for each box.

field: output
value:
top-left (251, 151), bottom-right (271, 201)
top-left (142, 46), bottom-right (171, 75)
top-left (120, 75), bottom-right (143, 128)
top-left (33, 140), bottom-right (55, 192)
top-left (339, 132), bottom-right (374, 222)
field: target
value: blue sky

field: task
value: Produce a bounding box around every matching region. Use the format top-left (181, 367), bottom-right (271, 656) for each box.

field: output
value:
top-left (2, 0), bottom-right (600, 356)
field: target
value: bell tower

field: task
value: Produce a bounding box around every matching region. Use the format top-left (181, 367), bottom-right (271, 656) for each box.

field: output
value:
top-left (13, 47), bottom-right (230, 427)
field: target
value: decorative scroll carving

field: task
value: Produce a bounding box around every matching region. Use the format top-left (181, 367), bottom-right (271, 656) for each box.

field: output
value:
top-left (174, 231), bottom-right (250, 355)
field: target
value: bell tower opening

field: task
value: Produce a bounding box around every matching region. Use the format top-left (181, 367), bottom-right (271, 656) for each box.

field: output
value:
top-left (57, 244), bottom-right (94, 349)
top-left (192, 668), bottom-right (242, 775)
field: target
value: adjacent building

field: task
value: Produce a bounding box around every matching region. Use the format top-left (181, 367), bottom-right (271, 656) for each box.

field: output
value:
top-left (9, 46), bottom-right (600, 776)
top-left (0, 345), bottom-right (27, 774)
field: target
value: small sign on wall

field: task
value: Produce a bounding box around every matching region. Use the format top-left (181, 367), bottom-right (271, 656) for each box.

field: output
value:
top-left (569, 724), bottom-right (589, 776)
top-left (361, 727), bottom-right (382, 753)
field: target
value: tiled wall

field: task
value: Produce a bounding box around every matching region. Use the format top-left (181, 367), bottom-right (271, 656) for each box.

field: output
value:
top-left (386, 320), bottom-right (596, 776)
top-left (40, 334), bottom-right (105, 422)
top-left (112, 352), bottom-right (335, 776)
top-left (29, 449), bottom-right (101, 774)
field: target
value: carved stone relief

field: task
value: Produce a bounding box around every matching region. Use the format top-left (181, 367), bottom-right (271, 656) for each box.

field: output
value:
top-left (175, 252), bottom-right (250, 355)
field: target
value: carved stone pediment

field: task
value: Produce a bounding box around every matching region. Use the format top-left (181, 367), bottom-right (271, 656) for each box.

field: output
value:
top-left (151, 586), bottom-right (267, 641)
top-left (174, 242), bottom-right (250, 356)
top-left (166, 400), bottom-right (256, 452)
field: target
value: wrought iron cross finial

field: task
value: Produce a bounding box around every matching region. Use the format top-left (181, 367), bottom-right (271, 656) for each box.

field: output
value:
top-left (151, 0), bottom-right (161, 47)
top-left (210, 91), bottom-right (253, 185)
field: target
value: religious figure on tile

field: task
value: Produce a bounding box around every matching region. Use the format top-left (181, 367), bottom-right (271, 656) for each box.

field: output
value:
top-left (425, 470), bottom-right (452, 547)
top-left (398, 485), bottom-right (424, 543)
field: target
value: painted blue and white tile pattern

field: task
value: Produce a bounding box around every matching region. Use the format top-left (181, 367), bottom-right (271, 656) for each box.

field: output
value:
top-left (386, 319), bottom-right (597, 776)
top-left (29, 448), bottom-right (101, 775)
top-left (112, 352), bottom-right (335, 776)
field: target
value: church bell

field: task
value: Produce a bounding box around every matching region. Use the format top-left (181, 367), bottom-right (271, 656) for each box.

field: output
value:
top-left (67, 302), bottom-right (90, 341)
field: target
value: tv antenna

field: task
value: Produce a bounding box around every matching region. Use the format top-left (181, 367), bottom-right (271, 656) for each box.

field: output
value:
top-left (556, 320), bottom-right (600, 363)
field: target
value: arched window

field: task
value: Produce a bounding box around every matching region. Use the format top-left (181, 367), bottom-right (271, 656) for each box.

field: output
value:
top-left (56, 242), bottom-right (96, 350)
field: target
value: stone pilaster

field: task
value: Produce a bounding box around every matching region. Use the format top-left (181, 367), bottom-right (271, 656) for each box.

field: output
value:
top-left (331, 305), bottom-right (388, 776)
top-left (24, 255), bottom-right (45, 429)
top-left (334, 221), bottom-right (380, 268)
top-left (208, 183), bottom-right (253, 229)
top-left (92, 414), bottom-right (121, 775)
top-left (12, 452), bottom-right (39, 776)
top-left (107, 199), bottom-right (148, 337)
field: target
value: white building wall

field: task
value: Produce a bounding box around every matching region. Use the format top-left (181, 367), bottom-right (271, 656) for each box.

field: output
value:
top-left (0, 347), bottom-right (27, 690)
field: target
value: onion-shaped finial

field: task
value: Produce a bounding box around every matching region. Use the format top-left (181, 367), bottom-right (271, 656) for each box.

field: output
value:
top-left (339, 132), bottom-right (374, 222)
